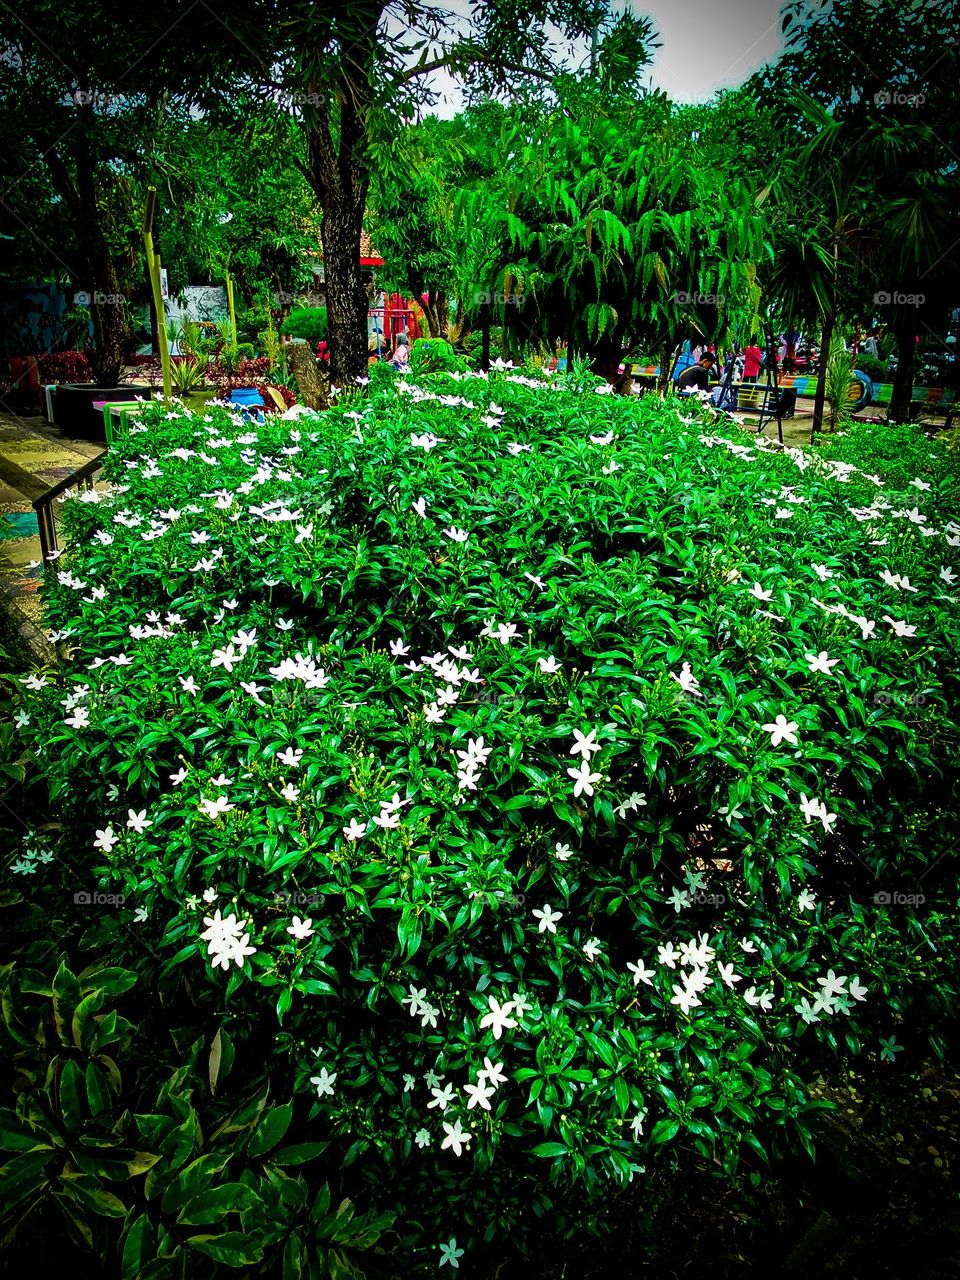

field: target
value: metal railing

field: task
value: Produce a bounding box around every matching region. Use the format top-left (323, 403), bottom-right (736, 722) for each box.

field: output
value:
top-left (32, 453), bottom-right (106, 563)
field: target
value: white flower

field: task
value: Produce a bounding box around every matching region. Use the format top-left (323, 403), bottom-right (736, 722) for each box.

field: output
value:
top-left (495, 622), bottom-right (518, 645)
top-left (199, 795), bottom-right (234, 819)
top-left (424, 703), bottom-right (446, 724)
top-left (179, 675), bottom-right (199, 695)
top-left (419, 1004), bottom-right (440, 1029)
top-left (412, 497), bottom-right (427, 518)
top-left (554, 841), bottom-right (574, 862)
top-left (210, 645), bottom-right (240, 673)
top-left (796, 889), bottom-right (817, 911)
top-left (207, 931), bottom-right (256, 970)
top-left (428, 1083), bottom-right (456, 1111)
top-left (795, 997), bottom-right (820, 1024)
top-left (280, 784), bottom-right (300, 803)
top-left (882, 615), bottom-right (917, 638)
top-left (817, 969), bottom-right (848, 1001)
top-left (630, 1111), bottom-right (646, 1139)
top-left (94, 826), bottom-right (119, 853)
top-left (567, 759), bottom-right (602, 798)
top-left (805, 651), bottom-right (839, 675)
top-left (443, 526), bottom-right (469, 543)
top-left (761, 714), bottom-right (799, 747)
top-left (799, 793), bottom-right (821, 824)
top-left (667, 886), bottom-right (692, 912)
top-left (670, 662), bottom-right (701, 697)
top-left (202, 887), bottom-right (217, 904)
top-left (538, 655), bottom-right (561, 673)
top-left (812, 564), bottom-right (832, 581)
top-left (739, 937), bottom-right (757, 954)
top-left (133, 906), bottom-right (148, 924)
top-left (479, 995), bottom-right (517, 1040)
top-left (717, 962), bottom-right (743, 988)
top-left (749, 583), bottom-right (773, 602)
top-left (657, 942), bottom-right (679, 968)
top-left (286, 916), bottom-right (314, 940)
top-left (310, 1068), bottom-right (337, 1097)
top-left (342, 818), bottom-right (366, 840)
top-left (615, 791), bottom-right (647, 818)
top-left (170, 767), bottom-right (188, 786)
top-left (670, 984), bottom-right (702, 1014)
top-left (464, 1078), bottom-right (496, 1110)
top-left (403, 985), bottom-right (429, 1017)
top-left (582, 938), bottom-right (602, 962)
top-left (440, 1120), bottom-right (471, 1157)
top-left (389, 638), bottom-right (410, 656)
top-left (743, 987), bottom-right (774, 1011)
top-left (939, 565), bottom-right (957, 585)
top-left (848, 974), bottom-right (869, 1002)
top-left (126, 809), bottom-right (152, 833)
top-left (532, 903), bottom-right (563, 934)
top-left (569, 728), bottom-right (601, 761)
top-left (626, 959), bottom-right (655, 986)
top-left (414, 1128), bottom-right (431, 1148)
top-left (277, 747), bottom-right (303, 769)
top-left (295, 523), bottom-right (313, 543)
top-left (478, 1056), bottom-right (506, 1089)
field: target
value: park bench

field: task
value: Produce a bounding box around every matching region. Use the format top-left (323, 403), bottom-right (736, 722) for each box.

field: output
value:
top-left (868, 383), bottom-right (957, 425)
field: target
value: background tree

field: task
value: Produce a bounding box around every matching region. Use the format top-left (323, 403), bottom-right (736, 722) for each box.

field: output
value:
top-left (750, 0), bottom-right (960, 419)
top-left (479, 86), bottom-right (766, 380)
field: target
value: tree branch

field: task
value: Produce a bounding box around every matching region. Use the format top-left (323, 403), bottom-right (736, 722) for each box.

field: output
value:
top-left (398, 48), bottom-right (557, 87)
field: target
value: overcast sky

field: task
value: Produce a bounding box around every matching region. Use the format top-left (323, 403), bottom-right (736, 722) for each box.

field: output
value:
top-left (635, 0), bottom-right (787, 101)
top-left (427, 0), bottom-right (787, 115)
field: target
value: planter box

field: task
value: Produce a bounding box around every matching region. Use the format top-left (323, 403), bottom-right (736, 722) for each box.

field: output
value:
top-left (52, 384), bottom-right (152, 442)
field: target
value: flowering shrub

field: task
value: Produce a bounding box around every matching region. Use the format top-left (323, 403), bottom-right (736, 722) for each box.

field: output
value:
top-left (13, 371), bottom-right (960, 1272)
top-left (35, 348), bottom-right (93, 384)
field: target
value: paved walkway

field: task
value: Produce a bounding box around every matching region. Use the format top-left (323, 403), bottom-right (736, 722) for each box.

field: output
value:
top-left (0, 410), bottom-right (102, 640)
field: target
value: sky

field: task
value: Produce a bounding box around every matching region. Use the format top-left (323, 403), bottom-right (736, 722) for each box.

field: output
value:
top-left (634, 0), bottom-right (788, 102)
top-left (427, 0), bottom-right (788, 115)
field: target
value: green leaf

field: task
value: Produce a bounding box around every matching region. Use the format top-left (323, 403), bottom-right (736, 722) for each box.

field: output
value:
top-left (0, 1109), bottom-right (51, 1153)
top-left (177, 1183), bottom-right (263, 1224)
top-left (650, 1117), bottom-right (680, 1145)
top-left (530, 1141), bottom-right (567, 1157)
top-left (271, 1143), bottom-right (327, 1165)
top-left (186, 1232), bottom-right (265, 1267)
top-left (58, 1059), bottom-right (85, 1132)
top-left (121, 1213), bottom-right (155, 1279)
top-left (59, 1172), bottom-right (127, 1218)
top-left (248, 1102), bottom-right (293, 1158)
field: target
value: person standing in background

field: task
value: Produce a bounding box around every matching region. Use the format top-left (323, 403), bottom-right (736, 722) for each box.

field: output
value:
top-left (391, 333), bottom-right (410, 371)
top-left (742, 341), bottom-right (764, 382)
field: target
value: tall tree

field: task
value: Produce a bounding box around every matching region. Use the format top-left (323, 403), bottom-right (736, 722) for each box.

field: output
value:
top-left (750, 0), bottom-right (960, 420)
top-left (260, 1), bottom-right (645, 385)
top-left (474, 86), bottom-right (766, 379)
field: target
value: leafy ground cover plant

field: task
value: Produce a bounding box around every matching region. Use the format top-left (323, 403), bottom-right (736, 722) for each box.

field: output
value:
top-left (11, 367), bottom-right (960, 1273)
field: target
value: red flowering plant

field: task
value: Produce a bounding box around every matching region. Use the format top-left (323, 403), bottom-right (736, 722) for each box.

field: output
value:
top-left (35, 350), bottom-right (93, 384)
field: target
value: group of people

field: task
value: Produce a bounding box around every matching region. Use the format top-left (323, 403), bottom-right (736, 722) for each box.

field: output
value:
top-left (674, 341), bottom-right (797, 417)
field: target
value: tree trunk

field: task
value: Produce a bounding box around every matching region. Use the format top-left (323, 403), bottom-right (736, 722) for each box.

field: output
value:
top-left (890, 309), bottom-right (917, 421)
top-left (423, 291), bottom-right (448, 339)
top-left (287, 343), bottom-right (324, 410)
top-left (811, 311), bottom-right (834, 436)
top-left (318, 200), bottom-right (369, 388)
top-left (73, 128), bottom-right (127, 385)
top-left (481, 305), bottom-right (491, 370)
